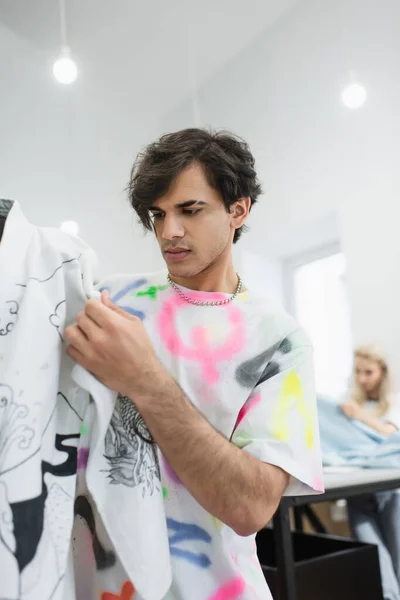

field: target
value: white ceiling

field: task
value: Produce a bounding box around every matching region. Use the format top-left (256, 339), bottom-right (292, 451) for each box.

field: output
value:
top-left (0, 0), bottom-right (297, 117)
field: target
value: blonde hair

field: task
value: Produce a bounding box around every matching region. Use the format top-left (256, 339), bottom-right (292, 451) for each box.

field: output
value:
top-left (350, 344), bottom-right (394, 417)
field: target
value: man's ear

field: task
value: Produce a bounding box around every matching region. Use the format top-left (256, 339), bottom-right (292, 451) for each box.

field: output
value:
top-left (230, 197), bottom-right (251, 230)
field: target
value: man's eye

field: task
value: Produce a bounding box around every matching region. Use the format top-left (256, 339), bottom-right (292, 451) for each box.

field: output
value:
top-left (151, 213), bottom-right (163, 220)
top-left (183, 209), bottom-right (199, 216)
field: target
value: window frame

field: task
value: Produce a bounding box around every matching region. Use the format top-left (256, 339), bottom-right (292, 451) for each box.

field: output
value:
top-left (283, 241), bottom-right (354, 397)
top-left (283, 241), bottom-right (342, 317)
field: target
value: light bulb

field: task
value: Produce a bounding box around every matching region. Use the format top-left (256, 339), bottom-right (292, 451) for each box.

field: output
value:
top-left (60, 221), bottom-right (79, 236)
top-left (53, 48), bottom-right (78, 84)
top-left (341, 82), bottom-right (367, 109)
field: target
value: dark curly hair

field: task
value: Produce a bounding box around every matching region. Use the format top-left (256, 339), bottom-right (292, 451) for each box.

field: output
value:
top-left (128, 128), bottom-right (262, 243)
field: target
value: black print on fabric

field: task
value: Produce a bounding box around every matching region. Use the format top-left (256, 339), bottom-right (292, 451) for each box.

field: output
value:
top-left (57, 391), bottom-right (84, 422)
top-left (0, 384), bottom-right (35, 471)
top-left (49, 301), bottom-right (66, 341)
top-left (10, 433), bottom-right (79, 572)
top-left (0, 300), bottom-right (19, 336)
top-left (0, 198), bottom-right (13, 217)
top-left (74, 495), bottom-right (116, 570)
top-left (104, 394), bottom-right (160, 495)
top-left (16, 255), bottom-right (82, 288)
top-left (235, 337), bottom-right (293, 388)
top-left (0, 385), bottom-right (80, 592)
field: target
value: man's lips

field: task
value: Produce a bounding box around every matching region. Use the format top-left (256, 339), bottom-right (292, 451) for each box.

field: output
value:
top-left (164, 248), bottom-right (191, 261)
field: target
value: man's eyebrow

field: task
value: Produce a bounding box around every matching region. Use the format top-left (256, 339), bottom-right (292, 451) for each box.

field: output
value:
top-left (149, 200), bottom-right (207, 211)
top-left (176, 200), bottom-right (207, 208)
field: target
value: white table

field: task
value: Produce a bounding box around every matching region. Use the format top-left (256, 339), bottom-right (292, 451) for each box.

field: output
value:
top-left (322, 467), bottom-right (400, 493)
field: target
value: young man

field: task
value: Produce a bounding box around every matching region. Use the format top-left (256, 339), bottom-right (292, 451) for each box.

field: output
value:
top-left (66, 128), bottom-right (324, 599)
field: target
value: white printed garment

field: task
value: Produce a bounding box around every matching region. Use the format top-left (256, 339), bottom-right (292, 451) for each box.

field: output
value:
top-left (0, 201), bottom-right (171, 600)
top-left (0, 200), bottom-right (96, 600)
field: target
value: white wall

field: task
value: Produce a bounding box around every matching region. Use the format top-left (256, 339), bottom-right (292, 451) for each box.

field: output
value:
top-left (341, 176), bottom-right (400, 380)
top-left (0, 23), bottom-right (163, 278)
top-left (234, 247), bottom-right (285, 308)
top-left (160, 0), bottom-right (400, 381)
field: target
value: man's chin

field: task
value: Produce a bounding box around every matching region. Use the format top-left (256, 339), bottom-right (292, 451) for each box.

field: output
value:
top-left (165, 263), bottom-right (201, 280)
top-left (167, 267), bottom-right (196, 279)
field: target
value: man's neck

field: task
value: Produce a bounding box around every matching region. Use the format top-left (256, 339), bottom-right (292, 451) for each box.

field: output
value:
top-left (171, 262), bottom-right (240, 294)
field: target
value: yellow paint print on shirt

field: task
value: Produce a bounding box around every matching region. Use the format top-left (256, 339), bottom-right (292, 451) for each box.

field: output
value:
top-left (271, 371), bottom-right (314, 449)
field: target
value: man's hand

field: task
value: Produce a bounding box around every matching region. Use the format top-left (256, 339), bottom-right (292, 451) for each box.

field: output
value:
top-left (65, 292), bottom-right (165, 397)
top-left (340, 401), bottom-right (364, 421)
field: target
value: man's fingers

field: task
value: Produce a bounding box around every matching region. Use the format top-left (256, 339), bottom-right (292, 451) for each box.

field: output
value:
top-left (101, 290), bottom-right (116, 309)
top-left (101, 291), bottom-right (137, 321)
top-left (65, 324), bottom-right (91, 355)
top-left (76, 311), bottom-right (99, 340)
top-left (85, 297), bottom-right (115, 327)
top-left (66, 343), bottom-right (91, 370)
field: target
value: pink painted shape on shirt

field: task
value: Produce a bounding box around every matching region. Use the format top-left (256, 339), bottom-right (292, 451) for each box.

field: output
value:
top-left (190, 326), bottom-right (219, 384)
top-left (229, 554), bottom-right (260, 600)
top-left (313, 475), bottom-right (325, 492)
top-left (207, 577), bottom-right (246, 600)
top-left (158, 293), bottom-right (246, 384)
top-left (162, 454), bottom-right (182, 485)
top-left (77, 447), bottom-right (89, 471)
top-left (233, 393), bottom-right (262, 433)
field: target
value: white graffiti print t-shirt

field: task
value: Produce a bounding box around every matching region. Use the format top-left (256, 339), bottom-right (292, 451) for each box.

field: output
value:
top-left (74, 271), bottom-right (324, 600)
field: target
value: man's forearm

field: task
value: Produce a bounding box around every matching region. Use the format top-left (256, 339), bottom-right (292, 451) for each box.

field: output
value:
top-left (132, 371), bottom-right (288, 536)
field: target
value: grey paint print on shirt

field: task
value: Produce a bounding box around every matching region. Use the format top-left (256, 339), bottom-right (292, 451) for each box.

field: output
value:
top-left (235, 337), bottom-right (293, 388)
top-left (104, 395), bottom-right (160, 495)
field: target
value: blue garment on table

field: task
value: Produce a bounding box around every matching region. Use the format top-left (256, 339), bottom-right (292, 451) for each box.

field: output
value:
top-left (318, 397), bottom-right (400, 468)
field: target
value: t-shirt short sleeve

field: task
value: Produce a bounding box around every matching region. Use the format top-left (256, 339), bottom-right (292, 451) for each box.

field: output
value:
top-left (231, 327), bottom-right (324, 497)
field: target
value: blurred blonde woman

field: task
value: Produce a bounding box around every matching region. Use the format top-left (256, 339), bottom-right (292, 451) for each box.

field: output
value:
top-left (342, 345), bottom-right (400, 600)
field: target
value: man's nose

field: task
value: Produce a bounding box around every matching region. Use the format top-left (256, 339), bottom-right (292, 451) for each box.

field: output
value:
top-left (161, 214), bottom-right (185, 240)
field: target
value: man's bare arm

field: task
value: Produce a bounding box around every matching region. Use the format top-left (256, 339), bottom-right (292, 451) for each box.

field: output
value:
top-left (133, 373), bottom-right (289, 537)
